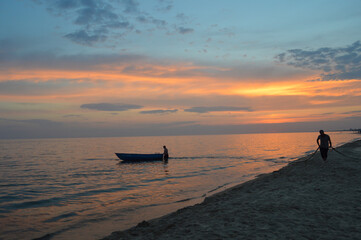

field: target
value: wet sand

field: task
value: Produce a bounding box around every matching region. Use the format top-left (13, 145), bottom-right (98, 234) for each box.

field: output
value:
top-left (101, 140), bottom-right (361, 240)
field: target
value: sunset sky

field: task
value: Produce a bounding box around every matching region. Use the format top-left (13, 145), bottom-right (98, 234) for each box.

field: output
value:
top-left (1, 0), bottom-right (361, 138)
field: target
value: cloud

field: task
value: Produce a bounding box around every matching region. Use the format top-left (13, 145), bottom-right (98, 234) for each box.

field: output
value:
top-left (0, 118), bottom-right (61, 127)
top-left (34, 0), bottom-right (190, 46)
top-left (63, 114), bottom-right (83, 118)
top-left (80, 103), bottom-right (143, 111)
top-left (65, 0), bottom-right (133, 45)
top-left (122, 0), bottom-right (140, 13)
top-left (276, 41), bottom-right (361, 81)
top-left (156, 0), bottom-right (173, 12)
top-left (0, 79), bottom-right (98, 95)
top-left (177, 27), bottom-right (194, 34)
top-left (40, 0), bottom-right (134, 45)
top-left (342, 110), bottom-right (361, 115)
top-left (64, 30), bottom-right (107, 46)
top-left (1, 37), bottom-right (306, 84)
top-left (184, 106), bottom-right (253, 113)
top-left (140, 109), bottom-right (178, 114)
top-left (136, 15), bottom-right (167, 28)
top-left (0, 46), bottom-right (145, 71)
top-left (54, 0), bottom-right (79, 9)
top-left (0, 39), bottom-right (22, 56)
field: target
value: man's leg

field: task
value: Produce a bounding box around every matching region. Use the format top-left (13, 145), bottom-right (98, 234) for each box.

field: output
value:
top-left (320, 148), bottom-right (328, 161)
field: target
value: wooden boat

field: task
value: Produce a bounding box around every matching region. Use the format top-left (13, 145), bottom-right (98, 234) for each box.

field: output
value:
top-left (115, 153), bottom-right (163, 162)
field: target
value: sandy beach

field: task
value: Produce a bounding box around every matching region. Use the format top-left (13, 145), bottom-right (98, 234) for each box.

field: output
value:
top-left (101, 139), bottom-right (361, 240)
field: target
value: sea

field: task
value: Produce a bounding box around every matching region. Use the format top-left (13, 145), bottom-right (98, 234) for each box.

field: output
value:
top-left (0, 132), bottom-right (359, 240)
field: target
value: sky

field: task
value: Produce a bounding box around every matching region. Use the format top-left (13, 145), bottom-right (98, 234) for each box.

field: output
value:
top-left (0, 0), bottom-right (361, 139)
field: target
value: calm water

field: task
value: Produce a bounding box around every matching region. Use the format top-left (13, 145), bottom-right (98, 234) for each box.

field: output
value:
top-left (0, 132), bottom-right (359, 240)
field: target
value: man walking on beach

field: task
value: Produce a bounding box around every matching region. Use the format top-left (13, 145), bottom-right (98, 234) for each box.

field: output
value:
top-left (317, 130), bottom-right (333, 161)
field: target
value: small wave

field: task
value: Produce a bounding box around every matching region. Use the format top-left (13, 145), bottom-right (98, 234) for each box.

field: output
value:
top-left (70, 171), bottom-right (114, 178)
top-left (83, 158), bottom-right (114, 161)
top-left (305, 149), bottom-right (317, 154)
top-left (170, 156), bottom-right (219, 160)
top-left (175, 197), bottom-right (199, 203)
top-left (276, 160), bottom-right (289, 163)
top-left (44, 212), bottom-right (78, 223)
top-left (207, 182), bottom-right (232, 194)
top-left (2, 197), bottom-right (64, 210)
top-left (0, 183), bottom-right (30, 188)
top-left (0, 194), bottom-right (33, 203)
top-left (171, 156), bottom-right (244, 160)
top-left (142, 177), bottom-right (169, 183)
top-left (2, 185), bottom-right (141, 211)
top-left (263, 158), bottom-right (277, 162)
top-left (264, 148), bottom-right (280, 152)
top-left (118, 160), bottom-right (165, 165)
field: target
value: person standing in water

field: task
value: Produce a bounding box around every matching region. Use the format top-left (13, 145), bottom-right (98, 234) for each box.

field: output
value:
top-left (163, 145), bottom-right (169, 161)
top-left (317, 130), bottom-right (333, 161)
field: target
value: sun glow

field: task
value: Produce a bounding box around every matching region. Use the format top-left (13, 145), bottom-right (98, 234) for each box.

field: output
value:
top-left (231, 79), bottom-right (361, 98)
top-left (234, 83), bottom-right (308, 96)
top-left (1, 63), bottom-right (361, 130)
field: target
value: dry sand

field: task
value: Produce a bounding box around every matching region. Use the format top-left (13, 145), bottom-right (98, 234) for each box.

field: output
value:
top-left (101, 140), bottom-right (361, 240)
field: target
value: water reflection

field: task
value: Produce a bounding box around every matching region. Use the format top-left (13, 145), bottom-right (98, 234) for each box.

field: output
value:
top-left (117, 159), bottom-right (170, 176)
top-left (0, 132), bottom-right (359, 240)
top-left (163, 163), bottom-right (169, 176)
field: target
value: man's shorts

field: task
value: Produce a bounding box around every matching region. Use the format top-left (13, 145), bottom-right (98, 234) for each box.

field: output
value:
top-left (320, 147), bottom-right (328, 159)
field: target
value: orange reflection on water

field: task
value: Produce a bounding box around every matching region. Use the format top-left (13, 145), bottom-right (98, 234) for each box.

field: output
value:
top-left (1, 132), bottom-right (358, 240)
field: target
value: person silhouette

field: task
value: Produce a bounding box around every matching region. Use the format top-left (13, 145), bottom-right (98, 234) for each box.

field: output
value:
top-left (317, 130), bottom-right (333, 161)
top-left (163, 145), bottom-right (169, 162)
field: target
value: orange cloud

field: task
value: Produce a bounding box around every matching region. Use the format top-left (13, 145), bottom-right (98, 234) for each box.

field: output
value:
top-left (1, 62), bottom-right (360, 129)
top-left (231, 79), bottom-right (361, 98)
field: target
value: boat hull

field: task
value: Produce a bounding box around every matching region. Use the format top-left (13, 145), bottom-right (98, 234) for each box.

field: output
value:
top-left (115, 153), bottom-right (163, 162)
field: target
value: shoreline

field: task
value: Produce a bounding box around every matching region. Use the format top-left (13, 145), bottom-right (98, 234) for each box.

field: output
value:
top-left (101, 139), bottom-right (361, 239)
